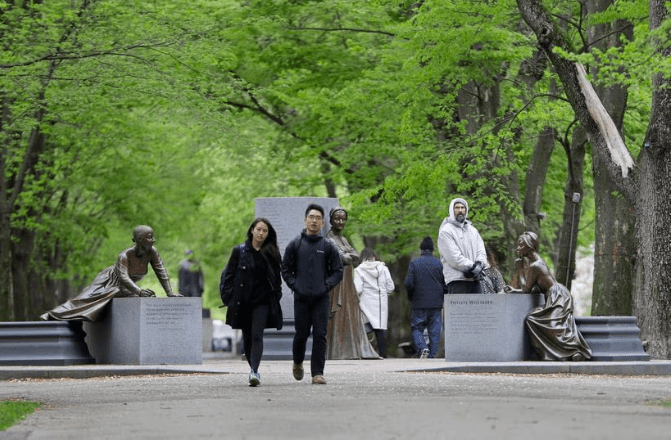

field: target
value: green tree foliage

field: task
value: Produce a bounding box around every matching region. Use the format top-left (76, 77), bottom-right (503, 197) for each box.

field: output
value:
top-left (0, 0), bottom-right (236, 318)
top-left (0, 0), bottom-right (662, 347)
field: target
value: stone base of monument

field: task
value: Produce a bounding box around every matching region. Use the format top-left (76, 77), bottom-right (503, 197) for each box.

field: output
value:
top-left (0, 321), bottom-right (95, 366)
top-left (444, 293), bottom-right (543, 362)
top-left (262, 320), bottom-right (313, 360)
top-left (83, 297), bottom-right (202, 365)
top-left (575, 316), bottom-right (650, 361)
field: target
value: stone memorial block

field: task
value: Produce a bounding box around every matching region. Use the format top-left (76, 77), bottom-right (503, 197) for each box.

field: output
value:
top-left (84, 297), bottom-right (202, 365)
top-left (444, 293), bottom-right (542, 362)
top-left (255, 197), bottom-right (340, 321)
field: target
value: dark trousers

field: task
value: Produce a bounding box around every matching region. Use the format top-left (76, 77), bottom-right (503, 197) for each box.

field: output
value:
top-left (241, 303), bottom-right (270, 373)
top-left (447, 280), bottom-right (482, 294)
top-left (411, 308), bottom-right (443, 358)
top-left (293, 294), bottom-right (330, 377)
top-left (372, 329), bottom-right (388, 358)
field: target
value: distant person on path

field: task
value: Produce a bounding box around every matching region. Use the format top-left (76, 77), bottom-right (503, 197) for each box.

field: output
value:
top-left (178, 250), bottom-right (204, 297)
top-left (507, 231), bottom-right (592, 361)
top-left (354, 247), bottom-right (395, 358)
top-left (438, 197), bottom-right (488, 294)
top-left (220, 218), bottom-right (283, 387)
top-left (326, 207), bottom-right (379, 360)
top-left (404, 236), bottom-right (447, 359)
top-left (281, 204), bottom-right (343, 385)
top-left (41, 225), bottom-right (182, 322)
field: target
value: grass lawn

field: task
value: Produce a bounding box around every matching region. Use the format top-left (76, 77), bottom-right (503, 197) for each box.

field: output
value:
top-left (0, 400), bottom-right (42, 431)
top-left (648, 399), bottom-right (671, 408)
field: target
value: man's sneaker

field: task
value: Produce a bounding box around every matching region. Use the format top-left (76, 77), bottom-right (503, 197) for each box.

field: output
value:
top-left (249, 370), bottom-right (260, 387)
top-left (419, 348), bottom-right (429, 359)
top-left (312, 375), bottom-right (327, 385)
top-left (292, 362), bottom-right (304, 381)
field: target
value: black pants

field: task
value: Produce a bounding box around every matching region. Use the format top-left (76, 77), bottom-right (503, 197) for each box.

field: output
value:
top-left (447, 280), bottom-right (482, 294)
top-left (241, 303), bottom-right (270, 373)
top-left (293, 294), bottom-right (329, 377)
top-left (372, 329), bottom-right (388, 358)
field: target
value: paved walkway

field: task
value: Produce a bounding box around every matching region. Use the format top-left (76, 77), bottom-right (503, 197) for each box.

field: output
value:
top-left (2, 353), bottom-right (671, 380)
top-left (2, 356), bottom-right (671, 439)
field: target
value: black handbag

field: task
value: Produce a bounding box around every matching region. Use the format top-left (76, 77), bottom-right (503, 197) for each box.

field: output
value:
top-left (269, 293), bottom-right (283, 330)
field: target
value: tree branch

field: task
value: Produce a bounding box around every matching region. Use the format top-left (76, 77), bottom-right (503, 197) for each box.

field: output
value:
top-left (288, 26), bottom-right (395, 37)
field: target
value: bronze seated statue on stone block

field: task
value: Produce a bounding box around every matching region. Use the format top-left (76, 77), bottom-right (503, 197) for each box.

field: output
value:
top-left (506, 231), bottom-right (592, 362)
top-left (41, 225), bottom-right (182, 323)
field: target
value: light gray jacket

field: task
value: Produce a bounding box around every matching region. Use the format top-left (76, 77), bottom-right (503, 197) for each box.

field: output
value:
top-left (437, 198), bottom-right (488, 286)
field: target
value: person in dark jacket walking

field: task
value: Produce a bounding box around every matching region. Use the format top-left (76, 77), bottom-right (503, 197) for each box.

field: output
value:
top-left (281, 204), bottom-right (344, 385)
top-left (404, 236), bottom-right (447, 359)
top-left (220, 218), bottom-right (283, 387)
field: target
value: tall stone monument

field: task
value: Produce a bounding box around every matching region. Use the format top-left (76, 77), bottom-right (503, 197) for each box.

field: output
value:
top-left (255, 197), bottom-right (340, 359)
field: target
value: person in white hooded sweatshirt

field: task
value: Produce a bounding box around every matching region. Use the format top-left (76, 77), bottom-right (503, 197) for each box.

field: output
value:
top-left (354, 247), bottom-right (395, 358)
top-left (438, 197), bottom-right (488, 294)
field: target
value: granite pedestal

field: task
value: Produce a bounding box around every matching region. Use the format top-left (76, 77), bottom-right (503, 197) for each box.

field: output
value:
top-left (83, 297), bottom-right (202, 365)
top-left (444, 293), bottom-right (543, 361)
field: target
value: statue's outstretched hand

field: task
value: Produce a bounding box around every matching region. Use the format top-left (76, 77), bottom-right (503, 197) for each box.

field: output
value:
top-left (167, 292), bottom-right (184, 297)
top-left (140, 288), bottom-right (156, 297)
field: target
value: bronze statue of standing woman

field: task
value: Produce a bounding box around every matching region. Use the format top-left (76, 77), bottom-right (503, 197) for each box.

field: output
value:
top-left (325, 207), bottom-right (379, 359)
top-left (508, 231), bottom-right (591, 361)
top-left (41, 225), bottom-right (182, 322)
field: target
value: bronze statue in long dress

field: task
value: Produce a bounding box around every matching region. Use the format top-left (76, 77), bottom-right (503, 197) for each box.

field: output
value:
top-left (41, 225), bottom-right (182, 322)
top-left (325, 208), bottom-right (379, 360)
top-left (508, 231), bottom-right (591, 361)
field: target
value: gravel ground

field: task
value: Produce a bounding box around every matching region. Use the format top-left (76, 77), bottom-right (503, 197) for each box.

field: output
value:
top-left (2, 359), bottom-right (671, 440)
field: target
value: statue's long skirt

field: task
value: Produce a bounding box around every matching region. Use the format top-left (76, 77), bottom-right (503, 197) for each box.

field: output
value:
top-left (526, 283), bottom-right (592, 361)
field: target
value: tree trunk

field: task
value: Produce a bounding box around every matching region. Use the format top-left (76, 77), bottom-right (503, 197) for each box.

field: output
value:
top-left (0, 95), bottom-right (13, 321)
top-left (0, 212), bottom-right (12, 321)
top-left (587, 0), bottom-right (636, 316)
top-left (633, 0), bottom-right (671, 358)
top-left (386, 255), bottom-right (412, 357)
top-left (10, 227), bottom-right (37, 321)
top-left (516, 0), bottom-right (671, 358)
top-left (554, 128), bottom-right (586, 290)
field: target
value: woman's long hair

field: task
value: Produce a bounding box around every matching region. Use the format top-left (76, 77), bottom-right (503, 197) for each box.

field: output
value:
top-left (247, 217), bottom-right (281, 264)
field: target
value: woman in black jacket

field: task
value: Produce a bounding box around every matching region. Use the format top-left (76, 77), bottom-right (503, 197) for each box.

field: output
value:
top-left (220, 218), bottom-right (283, 386)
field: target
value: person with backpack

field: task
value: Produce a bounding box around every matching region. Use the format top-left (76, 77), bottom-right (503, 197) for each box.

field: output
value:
top-left (220, 218), bottom-right (283, 387)
top-left (281, 204), bottom-right (344, 385)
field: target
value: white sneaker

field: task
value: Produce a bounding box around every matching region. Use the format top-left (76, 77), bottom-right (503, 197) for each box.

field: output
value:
top-left (419, 348), bottom-right (429, 359)
top-left (249, 369), bottom-right (260, 387)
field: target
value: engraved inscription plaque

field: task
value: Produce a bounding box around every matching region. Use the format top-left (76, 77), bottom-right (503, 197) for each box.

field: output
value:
top-left (84, 297), bottom-right (202, 365)
top-left (444, 294), bottom-right (542, 361)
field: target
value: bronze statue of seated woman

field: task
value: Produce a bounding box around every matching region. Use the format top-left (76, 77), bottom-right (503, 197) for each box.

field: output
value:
top-left (41, 225), bottom-right (182, 322)
top-left (506, 231), bottom-right (591, 361)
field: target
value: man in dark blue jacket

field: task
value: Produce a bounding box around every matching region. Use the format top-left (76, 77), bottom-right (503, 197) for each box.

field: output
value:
top-left (404, 236), bottom-right (447, 359)
top-left (282, 203), bottom-right (343, 385)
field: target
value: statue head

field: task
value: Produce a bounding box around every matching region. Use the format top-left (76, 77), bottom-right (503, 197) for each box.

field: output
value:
top-left (132, 225), bottom-right (154, 243)
top-left (329, 207), bottom-right (348, 233)
top-left (518, 231), bottom-right (539, 253)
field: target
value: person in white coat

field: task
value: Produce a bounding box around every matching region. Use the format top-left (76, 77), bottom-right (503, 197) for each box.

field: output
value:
top-left (438, 197), bottom-right (488, 294)
top-left (354, 247), bottom-right (395, 358)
